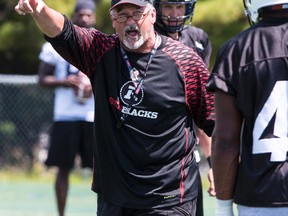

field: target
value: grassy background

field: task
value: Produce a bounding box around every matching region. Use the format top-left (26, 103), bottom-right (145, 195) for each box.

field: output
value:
top-left (0, 155), bottom-right (240, 216)
top-left (0, 167), bottom-right (97, 216)
top-left (0, 165), bottom-right (221, 216)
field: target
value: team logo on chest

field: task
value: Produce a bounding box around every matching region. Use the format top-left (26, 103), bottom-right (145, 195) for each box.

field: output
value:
top-left (119, 81), bottom-right (144, 106)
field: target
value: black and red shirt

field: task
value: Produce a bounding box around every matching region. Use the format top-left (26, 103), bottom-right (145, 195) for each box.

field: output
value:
top-left (46, 16), bottom-right (214, 208)
top-left (155, 24), bottom-right (212, 67)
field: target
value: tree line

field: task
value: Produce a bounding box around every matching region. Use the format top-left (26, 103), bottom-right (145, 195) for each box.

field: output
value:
top-left (0, 0), bottom-right (248, 75)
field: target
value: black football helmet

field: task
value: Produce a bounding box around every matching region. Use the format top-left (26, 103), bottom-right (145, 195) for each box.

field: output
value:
top-left (154, 0), bottom-right (196, 33)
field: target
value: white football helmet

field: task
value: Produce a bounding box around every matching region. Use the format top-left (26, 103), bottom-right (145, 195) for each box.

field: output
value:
top-left (243, 0), bottom-right (288, 24)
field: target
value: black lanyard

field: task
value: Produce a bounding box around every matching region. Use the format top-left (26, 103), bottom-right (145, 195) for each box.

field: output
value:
top-left (117, 34), bottom-right (160, 128)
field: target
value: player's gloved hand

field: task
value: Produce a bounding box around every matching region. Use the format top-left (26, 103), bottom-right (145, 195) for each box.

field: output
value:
top-left (215, 199), bottom-right (234, 216)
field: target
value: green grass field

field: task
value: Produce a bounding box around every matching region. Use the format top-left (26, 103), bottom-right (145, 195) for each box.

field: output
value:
top-left (0, 166), bottom-right (224, 216)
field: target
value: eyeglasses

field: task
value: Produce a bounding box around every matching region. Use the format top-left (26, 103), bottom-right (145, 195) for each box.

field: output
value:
top-left (113, 10), bottom-right (150, 23)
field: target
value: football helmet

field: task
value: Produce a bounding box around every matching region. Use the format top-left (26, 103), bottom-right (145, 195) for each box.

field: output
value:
top-left (243, 0), bottom-right (288, 24)
top-left (154, 0), bottom-right (196, 33)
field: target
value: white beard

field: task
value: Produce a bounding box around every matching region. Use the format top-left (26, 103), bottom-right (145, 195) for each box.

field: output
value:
top-left (123, 35), bottom-right (145, 50)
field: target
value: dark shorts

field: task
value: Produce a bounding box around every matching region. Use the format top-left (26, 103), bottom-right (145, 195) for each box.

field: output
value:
top-left (97, 194), bottom-right (197, 216)
top-left (45, 121), bottom-right (94, 169)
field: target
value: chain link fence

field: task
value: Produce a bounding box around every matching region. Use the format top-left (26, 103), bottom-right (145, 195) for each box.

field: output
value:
top-left (0, 74), bottom-right (54, 170)
top-left (0, 74), bottom-right (210, 174)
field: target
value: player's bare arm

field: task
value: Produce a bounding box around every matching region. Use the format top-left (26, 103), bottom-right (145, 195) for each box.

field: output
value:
top-left (15, 0), bottom-right (64, 38)
top-left (212, 91), bottom-right (241, 200)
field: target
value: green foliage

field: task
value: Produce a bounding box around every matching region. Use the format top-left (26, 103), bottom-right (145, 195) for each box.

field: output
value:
top-left (192, 0), bottom-right (250, 69)
top-left (95, 0), bottom-right (114, 34)
top-left (0, 121), bottom-right (16, 135)
top-left (0, 0), bottom-right (77, 74)
top-left (0, 0), bottom-right (250, 74)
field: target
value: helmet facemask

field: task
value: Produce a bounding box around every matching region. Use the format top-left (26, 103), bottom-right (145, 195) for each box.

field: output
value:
top-left (154, 0), bottom-right (196, 33)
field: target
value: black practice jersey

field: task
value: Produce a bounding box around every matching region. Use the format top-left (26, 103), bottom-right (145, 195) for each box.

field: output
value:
top-left (207, 18), bottom-right (288, 207)
top-left (46, 17), bottom-right (215, 208)
top-left (155, 24), bottom-right (212, 67)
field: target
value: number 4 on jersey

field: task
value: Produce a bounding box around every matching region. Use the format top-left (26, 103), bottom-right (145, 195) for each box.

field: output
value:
top-left (253, 81), bottom-right (288, 162)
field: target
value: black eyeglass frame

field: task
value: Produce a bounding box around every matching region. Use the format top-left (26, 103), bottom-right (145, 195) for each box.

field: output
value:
top-left (113, 10), bottom-right (151, 23)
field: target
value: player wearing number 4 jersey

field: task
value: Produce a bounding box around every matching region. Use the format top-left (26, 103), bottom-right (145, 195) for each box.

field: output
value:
top-left (206, 0), bottom-right (288, 215)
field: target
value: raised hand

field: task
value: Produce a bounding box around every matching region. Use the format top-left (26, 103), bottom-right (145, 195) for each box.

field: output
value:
top-left (14, 0), bottom-right (64, 38)
top-left (15, 0), bottom-right (45, 15)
